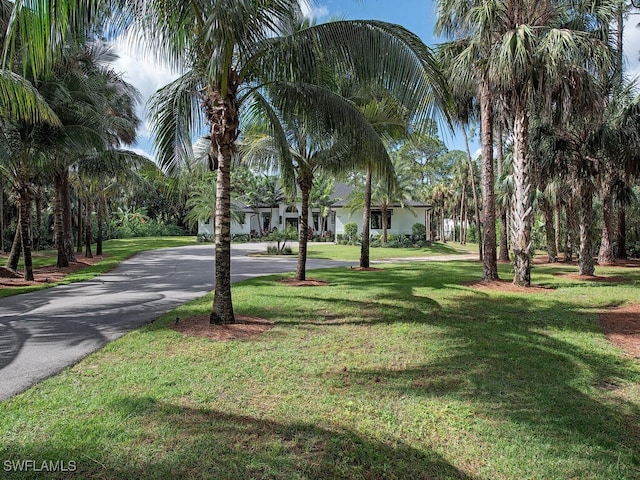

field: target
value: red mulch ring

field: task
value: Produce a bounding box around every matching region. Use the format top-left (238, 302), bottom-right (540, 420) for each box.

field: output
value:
top-left (170, 315), bottom-right (274, 341)
top-left (556, 273), bottom-right (628, 283)
top-left (0, 255), bottom-right (105, 287)
top-left (467, 279), bottom-right (554, 293)
top-left (278, 278), bottom-right (330, 287)
top-left (600, 305), bottom-right (640, 359)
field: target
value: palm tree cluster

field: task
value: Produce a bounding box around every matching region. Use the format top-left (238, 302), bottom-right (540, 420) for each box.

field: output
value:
top-left (4, 0), bottom-right (640, 322)
top-left (436, 0), bottom-right (640, 285)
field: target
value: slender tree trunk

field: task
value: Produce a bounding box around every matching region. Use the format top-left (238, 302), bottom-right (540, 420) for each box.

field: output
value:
top-left (578, 181), bottom-right (595, 275)
top-left (208, 75), bottom-right (239, 325)
top-left (479, 79), bottom-right (498, 280)
top-left (459, 182), bottom-right (465, 244)
top-left (496, 121), bottom-right (510, 262)
top-left (76, 194), bottom-right (83, 254)
top-left (63, 170), bottom-right (75, 262)
top-left (85, 200), bottom-right (93, 258)
top-left (34, 185), bottom-right (43, 251)
top-left (382, 204), bottom-right (389, 245)
top-left (7, 213), bottom-right (21, 271)
top-left (540, 196), bottom-right (557, 263)
top-left (54, 170), bottom-right (70, 267)
top-left (462, 127), bottom-right (482, 260)
top-left (565, 197), bottom-right (579, 263)
top-left (554, 197), bottom-right (562, 262)
top-left (296, 170), bottom-right (313, 281)
top-left (18, 190), bottom-right (34, 281)
top-left (0, 178), bottom-right (4, 253)
top-left (616, 204), bottom-right (627, 259)
top-left (360, 167), bottom-right (372, 268)
top-left (96, 199), bottom-right (103, 256)
top-left (598, 184), bottom-right (615, 265)
top-left (511, 101), bottom-right (532, 286)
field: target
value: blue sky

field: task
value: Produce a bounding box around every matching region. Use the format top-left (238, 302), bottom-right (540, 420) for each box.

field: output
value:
top-left (115, 1), bottom-right (640, 162)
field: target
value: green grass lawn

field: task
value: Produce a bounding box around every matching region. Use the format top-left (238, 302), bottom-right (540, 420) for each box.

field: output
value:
top-left (0, 236), bottom-right (197, 298)
top-left (1, 260), bottom-right (639, 479)
top-left (304, 241), bottom-right (478, 260)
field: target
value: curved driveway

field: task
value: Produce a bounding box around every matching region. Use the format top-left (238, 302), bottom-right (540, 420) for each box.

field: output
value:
top-left (0, 243), bottom-right (350, 401)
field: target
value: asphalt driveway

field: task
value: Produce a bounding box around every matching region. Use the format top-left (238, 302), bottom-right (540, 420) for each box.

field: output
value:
top-left (0, 243), bottom-right (350, 401)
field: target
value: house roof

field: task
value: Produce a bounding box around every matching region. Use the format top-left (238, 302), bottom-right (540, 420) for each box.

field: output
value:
top-left (330, 182), bottom-right (432, 209)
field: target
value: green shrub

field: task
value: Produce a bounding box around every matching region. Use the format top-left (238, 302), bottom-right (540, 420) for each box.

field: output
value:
top-left (197, 233), bottom-right (214, 243)
top-left (344, 223), bottom-right (358, 243)
top-left (411, 223), bottom-right (426, 242)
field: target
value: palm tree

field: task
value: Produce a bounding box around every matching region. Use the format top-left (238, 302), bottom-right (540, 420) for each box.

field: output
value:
top-left (438, 0), bottom-right (616, 285)
top-left (137, 4), bottom-right (447, 321)
top-left (436, 1), bottom-right (498, 281)
top-left (346, 154), bottom-right (417, 245)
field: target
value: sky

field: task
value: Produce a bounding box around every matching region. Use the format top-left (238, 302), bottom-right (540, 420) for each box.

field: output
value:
top-left (112, 1), bottom-right (640, 162)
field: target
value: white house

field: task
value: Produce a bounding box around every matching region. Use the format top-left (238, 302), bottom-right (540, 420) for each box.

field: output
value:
top-left (198, 182), bottom-right (433, 240)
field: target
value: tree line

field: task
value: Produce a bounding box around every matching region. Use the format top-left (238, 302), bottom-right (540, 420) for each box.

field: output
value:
top-left (3, 1), bottom-right (640, 324)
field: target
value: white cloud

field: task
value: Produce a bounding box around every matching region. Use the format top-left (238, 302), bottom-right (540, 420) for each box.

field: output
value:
top-left (624, 15), bottom-right (640, 80)
top-left (300, 1), bottom-right (329, 21)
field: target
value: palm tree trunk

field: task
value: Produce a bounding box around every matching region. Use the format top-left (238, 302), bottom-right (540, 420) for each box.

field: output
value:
top-left (0, 178), bottom-right (4, 253)
top-left (34, 185), bottom-right (43, 251)
top-left (296, 171), bottom-right (313, 281)
top-left (479, 78), bottom-right (498, 280)
top-left (565, 196), bottom-right (579, 263)
top-left (540, 196), bottom-right (557, 263)
top-left (616, 204), bottom-right (627, 259)
top-left (382, 205), bottom-right (389, 245)
top-left (96, 199), bottom-right (103, 256)
top-left (208, 76), bottom-right (239, 325)
top-left (598, 186), bottom-right (615, 265)
top-left (459, 182), bottom-right (465, 244)
top-left (7, 213), bottom-right (22, 271)
top-left (85, 200), bottom-right (93, 258)
top-left (54, 170), bottom-right (70, 267)
top-left (496, 121), bottom-right (509, 262)
top-left (511, 101), bottom-right (532, 286)
top-left (76, 194), bottom-right (83, 254)
top-left (18, 191), bottom-right (34, 281)
top-left (578, 181), bottom-right (595, 275)
top-left (360, 167), bottom-right (372, 268)
top-left (554, 197), bottom-right (562, 262)
top-left (462, 127), bottom-right (482, 259)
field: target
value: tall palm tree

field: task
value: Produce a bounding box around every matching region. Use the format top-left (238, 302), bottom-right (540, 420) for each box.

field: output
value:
top-left (436, 0), bottom-right (499, 281)
top-left (140, 5), bottom-right (447, 322)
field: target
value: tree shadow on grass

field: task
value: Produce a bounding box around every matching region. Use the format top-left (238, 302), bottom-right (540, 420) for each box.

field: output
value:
top-left (321, 292), bottom-right (640, 478)
top-left (1, 396), bottom-right (477, 480)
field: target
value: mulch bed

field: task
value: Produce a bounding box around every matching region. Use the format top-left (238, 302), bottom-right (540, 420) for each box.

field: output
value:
top-left (466, 279), bottom-right (554, 293)
top-left (0, 255), bottom-right (104, 287)
top-left (556, 273), bottom-right (628, 283)
top-left (170, 315), bottom-right (274, 341)
top-left (600, 305), bottom-right (640, 359)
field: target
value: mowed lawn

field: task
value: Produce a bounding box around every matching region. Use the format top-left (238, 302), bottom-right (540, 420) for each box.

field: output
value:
top-left (1, 259), bottom-right (639, 479)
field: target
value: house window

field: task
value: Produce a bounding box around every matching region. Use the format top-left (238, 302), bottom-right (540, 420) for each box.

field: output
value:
top-left (371, 210), bottom-right (391, 229)
top-left (312, 213), bottom-right (320, 230)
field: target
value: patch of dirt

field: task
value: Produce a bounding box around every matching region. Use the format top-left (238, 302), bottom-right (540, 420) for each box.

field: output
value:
top-left (557, 273), bottom-right (628, 283)
top-left (278, 278), bottom-right (330, 287)
top-left (466, 279), bottom-right (554, 293)
top-left (170, 315), bottom-right (274, 341)
top-left (0, 255), bottom-right (105, 287)
top-left (600, 305), bottom-right (640, 359)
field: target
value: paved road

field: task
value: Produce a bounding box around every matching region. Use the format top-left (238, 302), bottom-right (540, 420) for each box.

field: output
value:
top-left (0, 243), bottom-right (350, 401)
